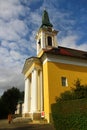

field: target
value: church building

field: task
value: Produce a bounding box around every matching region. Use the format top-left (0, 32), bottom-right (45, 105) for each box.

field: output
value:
top-left (22, 10), bottom-right (87, 122)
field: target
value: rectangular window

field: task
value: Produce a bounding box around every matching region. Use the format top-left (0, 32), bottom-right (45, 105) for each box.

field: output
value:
top-left (61, 77), bottom-right (68, 87)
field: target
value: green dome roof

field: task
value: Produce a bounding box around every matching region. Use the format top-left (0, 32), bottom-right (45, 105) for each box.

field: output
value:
top-left (40, 10), bottom-right (53, 28)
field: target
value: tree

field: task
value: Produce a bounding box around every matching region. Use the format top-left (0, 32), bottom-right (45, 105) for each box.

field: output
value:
top-left (56, 79), bottom-right (87, 102)
top-left (53, 79), bottom-right (87, 130)
top-left (0, 87), bottom-right (24, 119)
top-left (19, 91), bottom-right (24, 101)
top-left (0, 97), bottom-right (9, 118)
top-left (73, 79), bottom-right (87, 99)
top-left (1, 87), bottom-right (20, 114)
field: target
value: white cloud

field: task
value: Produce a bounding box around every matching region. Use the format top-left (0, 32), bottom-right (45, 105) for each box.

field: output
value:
top-left (0, 21), bottom-right (20, 41)
top-left (10, 50), bottom-right (22, 60)
top-left (0, 0), bottom-right (30, 95)
top-left (29, 30), bottom-right (37, 50)
top-left (0, 46), bottom-right (9, 57)
top-left (0, 67), bottom-right (24, 93)
top-left (59, 35), bottom-right (87, 51)
top-left (78, 42), bottom-right (87, 51)
top-left (2, 41), bottom-right (19, 50)
top-left (0, 19), bottom-right (28, 41)
top-left (30, 12), bottom-right (41, 26)
top-left (9, 20), bottom-right (28, 37)
top-left (0, 0), bottom-right (25, 21)
top-left (60, 35), bottom-right (78, 47)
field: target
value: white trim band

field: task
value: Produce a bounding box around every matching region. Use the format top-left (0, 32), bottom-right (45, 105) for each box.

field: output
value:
top-left (43, 55), bottom-right (87, 67)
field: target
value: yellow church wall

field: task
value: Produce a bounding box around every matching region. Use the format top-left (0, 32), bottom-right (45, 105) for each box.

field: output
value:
top-left (43, 62), bottom-right (50, 122)
top-left (47, 61), bottom-right (87, 111)
top-left (43, 60), bottom-right (87, 122)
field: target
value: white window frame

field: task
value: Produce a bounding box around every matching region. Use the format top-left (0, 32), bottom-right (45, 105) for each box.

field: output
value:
top-left (61, 77), bottom-right (68, 87)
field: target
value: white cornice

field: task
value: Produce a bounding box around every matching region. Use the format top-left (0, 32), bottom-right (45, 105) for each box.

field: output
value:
top-left (43, 54), bottom-right (87, 67)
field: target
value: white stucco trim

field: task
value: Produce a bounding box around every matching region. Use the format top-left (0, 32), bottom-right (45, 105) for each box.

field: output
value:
top-left (43, 55), bottom-right (87, 67)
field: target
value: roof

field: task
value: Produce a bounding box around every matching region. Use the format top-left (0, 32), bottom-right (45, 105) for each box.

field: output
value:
top-left (22, 46), bottom-right (87, 74)
top-left (22, 57), bottom-right (41, 74)
top-left (43, 46), bottom-right (87, 60)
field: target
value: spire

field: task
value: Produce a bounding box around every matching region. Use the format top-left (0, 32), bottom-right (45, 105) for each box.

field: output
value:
top-left (40, 9), bottom-right (53, 28)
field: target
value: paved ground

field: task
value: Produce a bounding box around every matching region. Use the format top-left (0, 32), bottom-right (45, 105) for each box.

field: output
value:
top-left (0, 119), bottom-right (55, 130)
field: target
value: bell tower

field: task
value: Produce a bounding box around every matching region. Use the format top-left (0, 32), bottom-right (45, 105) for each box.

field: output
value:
top-left (36, 9), bottom-right (58, 56)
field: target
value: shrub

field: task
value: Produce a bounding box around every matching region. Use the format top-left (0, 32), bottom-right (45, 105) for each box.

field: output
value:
top-left (52, 80), bottom-right (87, 130)
top-left (56, 79), bottom-right (87, 102)
top-left (52, 99), bottom-right (87, 130)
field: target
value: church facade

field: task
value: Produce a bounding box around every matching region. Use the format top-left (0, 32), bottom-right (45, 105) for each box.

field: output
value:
top-left (22, 10), bottom-right (87, 122)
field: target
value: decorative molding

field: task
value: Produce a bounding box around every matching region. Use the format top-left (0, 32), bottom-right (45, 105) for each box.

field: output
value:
top-left (43, 55), bottom-right (87, 67)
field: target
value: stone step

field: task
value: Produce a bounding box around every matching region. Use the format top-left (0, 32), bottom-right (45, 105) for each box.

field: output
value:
top-left (13, 117), bottom-right (32, 123)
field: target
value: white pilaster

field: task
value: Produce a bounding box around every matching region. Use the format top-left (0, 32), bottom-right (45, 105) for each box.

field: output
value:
top-left (40, 70), bottom-right (43, 111)
top-left (30, 69), bottom-right (38, 112)
top-left (54, 35), bottom-right (58, 47)
top-left (41, 31), bottom-right (45, 48)
top-left (24, 78), bottom-right (30, 113)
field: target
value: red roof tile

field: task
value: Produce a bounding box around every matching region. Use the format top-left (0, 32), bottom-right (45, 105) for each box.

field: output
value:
top-left (43, 46), bottom-right (87, 59)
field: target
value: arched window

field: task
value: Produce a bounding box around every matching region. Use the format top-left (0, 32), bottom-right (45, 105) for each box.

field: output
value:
top-left (48, 36), bottom-right (52, 46)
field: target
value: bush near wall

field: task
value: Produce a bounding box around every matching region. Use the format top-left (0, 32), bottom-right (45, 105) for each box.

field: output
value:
top-left (51, 99), bottom-right (87, 130)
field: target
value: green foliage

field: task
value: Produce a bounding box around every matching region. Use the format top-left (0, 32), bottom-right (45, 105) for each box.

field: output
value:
top-left (52, 112), bottom-right (87, 130)
top-left (56, 79), bottom-right (87, 102)
top-left (19, 91), bottom-right (24, 101)
top-left (51, 99), bottom-right (87, 130)
top-left (0, 87), bottom-right (24, 119)
top-left (56, 91), bottom-right (75, 102)
top-left (52, 80), bottom-right (87, 130)
top-left (0, 98), bottom-right (9, 118)
top-left (72, 79), bottom-right (87, 99)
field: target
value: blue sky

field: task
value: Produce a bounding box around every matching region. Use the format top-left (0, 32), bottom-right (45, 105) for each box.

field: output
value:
top-left (0, 0), bottom-right (87, 95)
